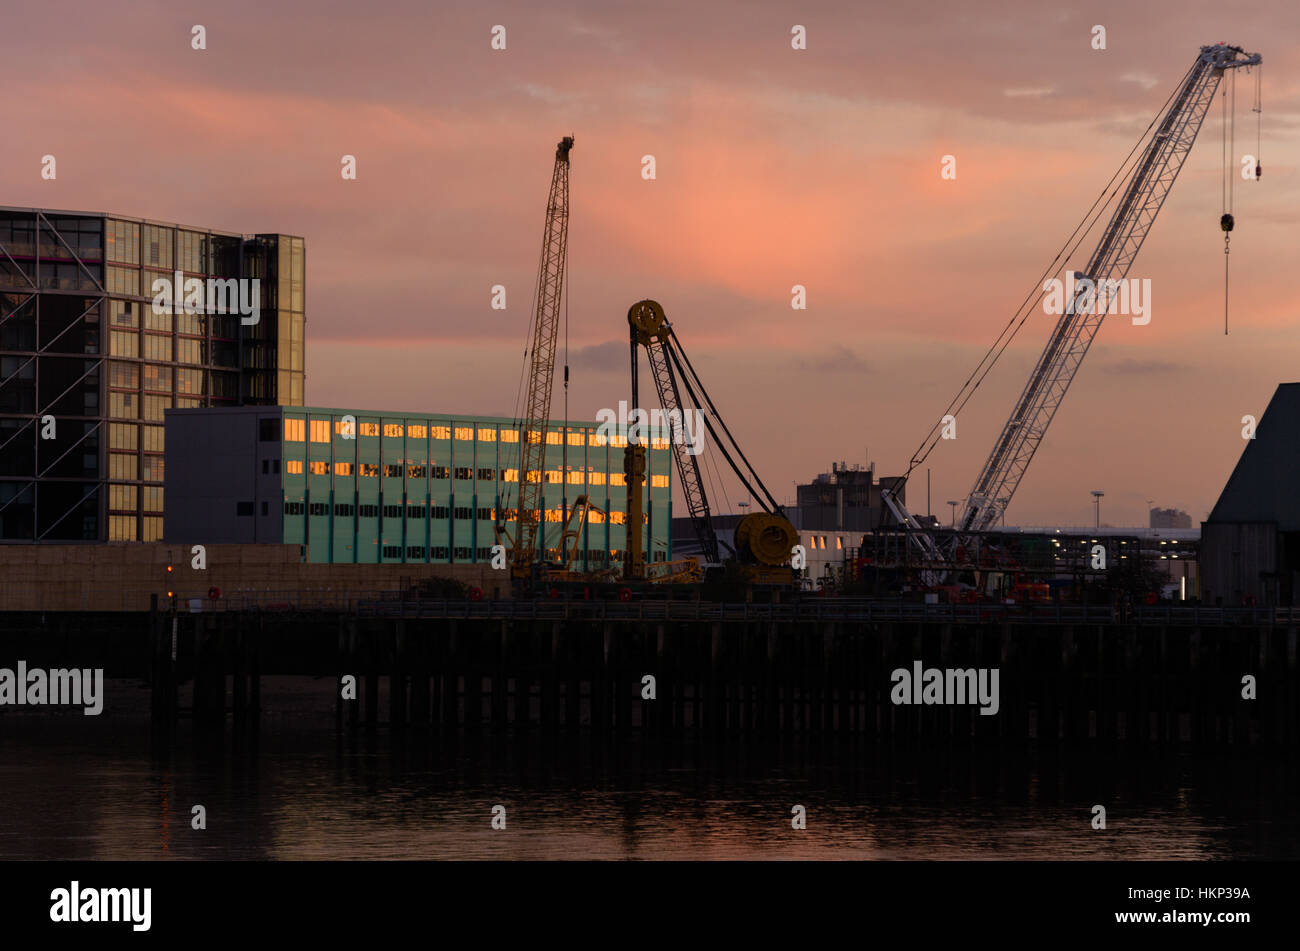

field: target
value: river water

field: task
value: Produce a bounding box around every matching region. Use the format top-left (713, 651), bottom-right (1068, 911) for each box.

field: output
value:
top-left (1, 678), bottom-right (1295, 860)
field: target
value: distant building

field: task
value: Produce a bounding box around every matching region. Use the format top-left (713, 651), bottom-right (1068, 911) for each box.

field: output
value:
top-left (1150, 507), bottom-right (1192, 529)
top-left (1201, 383), bottom-right (1300, 606)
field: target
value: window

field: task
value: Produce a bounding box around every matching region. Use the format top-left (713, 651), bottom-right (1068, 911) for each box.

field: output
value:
top-left (108, 516), bottom-right (137, 541)
top-left (407, 464), bottom-right (427, 479)
top-left (406, 546), bottom-right (426, 559)
top-left (383, 423), bottom-right (404, 437)
top-left (610, 473), bottom-right (626, 486)
top-left (568, 471), bottom-right (585, 486)
top-left (453, 547), bottom-right (472, 559)
top-left (358, 504), bottom-right (378, 518)
top-left (237, 501), bottom-right (254, 517)
top-left (476, 507), bottom-right (493, 520)
top-left (109, 361), bottom-right (138, 389)
top-left (589, 472), bottom-right (606, 486)
top-left (143, 334), bottom-right (172, 362)
top-left (334, 462), bottom-right (353, 476)
top-left (142, 426), bottom-right (164, 452)
top-left (109, 331), bottom-right (138, 358)
top-left (359, 422), bottom-right (379, 437)
top-left (383, 505), bottom-right (402, 518)
top-left (499, 429), bottom-right (519, 444)
top-left (109, 392), bottom-right (137, 419)
top-left (285, 460), bottom-right (304, 474)
top-left (309, 502), bottom-right (328, 516)
top-left (432, 547), bottom-right (449, 559)
top-left (261, 501), bottom-right (268, 517)
top-left (610, 512), bottom-right (626, 525)
top-left (407, 424), bottom-right (427, 439)
top-left (546, 470), bottom-right (562, 484)
top-left (109, 423), bottom-right (137, 451)
top-left (477, 468), bottom-right (494, 481)
top-left (651, 475), bottom-right (669, 488)
top-left (546, 432), bottom-right (562, 445)
top-left (108, 484), bottom-right (136, 511)
top-left (308, 461), bottom-right (328, 475)
top-left (588, 432), bottom-right (607, 447)
top-left (262, 460), bottom-right (269, 474)
top-left (360, 463), bottom-right (378, 477)
top-left (283, 501), bottom-right (305, 515)
top-left (545, 508), bottom-right (563, 523)
top-left (384, 464), bottom-right (403, 478)
top-left (431, 426), bottom-right (451, 440)
top-left (383, 545), bottom-right (403, 558)
top-left (144, 364), bottom-right (173, 393)
top-left (475, 547), bottom-right (492, 560)
top-left (142, 455), bottom-right (164, 481)
top-left (407, 505), bottom-right (426, 518)
top-left (432, 466), bottom-right (449, 479)
top-left (454, 467), bottom-right (472, 480)
top-left (477, 428), bottom-right (496, 442)
top-left (502, 469), bottom-right (518, 483)
top-left (142, 395), bottom-right (169, 422)
top-left (310, 419), bottom-right (330, 442)
top-left (454, 507), bottom-right (472, 520)
top-left (431, 506), bottom-right (449, 519)
top-left (284, 418), bottom-right (305, 441)
top-left (454, 427), bottom-right (473, 441)
top-left (334, 503), bottom-right (354, 517)
top-left (568, 432), bottom-right (585, 446)
top-left (259, 419), bottom-right (279, 441)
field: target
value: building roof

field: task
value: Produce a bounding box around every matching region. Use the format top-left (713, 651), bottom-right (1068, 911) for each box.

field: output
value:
top-left (1207, 382), bottom-right (1300, 529)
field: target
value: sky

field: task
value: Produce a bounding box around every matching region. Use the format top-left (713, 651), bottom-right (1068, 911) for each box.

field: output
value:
top-left (3, 0), bottom-right (1297, 527)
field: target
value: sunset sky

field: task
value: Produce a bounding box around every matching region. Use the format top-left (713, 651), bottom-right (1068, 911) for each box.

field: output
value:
top-left (3, 0), bottom-right (1297, 526)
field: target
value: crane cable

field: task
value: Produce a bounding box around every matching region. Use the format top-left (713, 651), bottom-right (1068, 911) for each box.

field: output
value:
top-left (901, 60), bottom-right (1196, 488)
top-left (1222, 69), bottom-right (1236, 335)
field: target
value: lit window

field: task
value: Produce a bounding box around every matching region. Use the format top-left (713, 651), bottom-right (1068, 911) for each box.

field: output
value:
top-left (546, 432), bottom-right (563, 445)
top-left (284, 418), bottom-right (305, 442)
top-left (334, 462), bottom-right (353, 476)
top-left (610, 512), bottom-right (627, 525)
top-left (454, 427), bottom-right (473, 441)
top-left (527, 430), bottom-right (542, 444)
top-left (545, 508), bottom-right (563, 523)
top-left (610, 435), bottom-right (628, 448)
top-left (384, 423), bottom-right (404, 437)
top-left (431, 425), bottom-right (451, 440)
top-left (650, 438), bottom-right (670, 450)
top-left (360, 463), bottom-right (378, 477)
top-left (610, 473), bottom-right (626, 486)
top-left (588, 432), bottom-right (607, 447)
top-left (503, 469), bottom-right (519, 483)
top-left (567, 432), bottom-right (584, 446)
top-left (836, 537), bottom-right (843, 550)
top-left (285, 460), bottom-right (304, 474)
top-left (567, 471), bottom-right (584, 485)
top-left (359, 422), bottom-right (380, 437)
top-left (309, 461), bottom-right (328, 475)
top-left (478, 428), bottom-right (496, 442)
top-left (589, 472), bottom-right (606, 486)
top-left (546, 470), bottom-right (562, 484)
top-left (526, 471), bottom-right (541, 483)
top-left (310, 419), bottom-right (330, 442)
top-left (500, 429), bottom-right (519, 443)
top-left (407, 424), bottom-right (428, 439)
top-left (590, 511), bottom-right (605, 524)
top-left (650, 475), bottom-right (669, 488)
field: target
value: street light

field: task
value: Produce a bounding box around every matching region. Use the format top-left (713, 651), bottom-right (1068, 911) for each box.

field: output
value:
top-left (947, 500), bottom-right (959, 529)
top-left (1091, 490), bottom-right (1104, 529)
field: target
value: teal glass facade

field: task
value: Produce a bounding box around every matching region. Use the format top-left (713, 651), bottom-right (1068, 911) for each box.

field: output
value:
top-left (277, 407), bottom-right (673, 566)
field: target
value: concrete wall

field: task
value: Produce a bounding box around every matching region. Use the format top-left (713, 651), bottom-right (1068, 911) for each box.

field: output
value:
top-left (0, 543), bottom-right (505, 612)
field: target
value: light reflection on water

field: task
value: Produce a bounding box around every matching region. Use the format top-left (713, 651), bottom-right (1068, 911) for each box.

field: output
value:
top-left (0, 678), bottom-right (1294, 860)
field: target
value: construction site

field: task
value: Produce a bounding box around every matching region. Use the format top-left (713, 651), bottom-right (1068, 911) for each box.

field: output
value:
top-left (3, 42), bottom-right (1296, 745)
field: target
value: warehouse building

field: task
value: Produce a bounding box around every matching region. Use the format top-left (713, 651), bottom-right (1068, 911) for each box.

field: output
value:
top-left (164, 405), bottom-right (674, 567)
top-left (1201, 383), bottom-right (1300, 606)
top-left (0, 206), bottom-right (304, 544)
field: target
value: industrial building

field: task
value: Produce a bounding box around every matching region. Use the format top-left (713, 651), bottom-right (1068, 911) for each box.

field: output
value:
top-left (1201, 383), bottom-right (1300, 606)
top-left (671, 461), bottom-right (906, 585)
top-left (0, 206), bottom-right (304, 544)
top-left (164, 405), bottom-right (674, 567)
top-left (1150, 507), bottom-right (1192, 529)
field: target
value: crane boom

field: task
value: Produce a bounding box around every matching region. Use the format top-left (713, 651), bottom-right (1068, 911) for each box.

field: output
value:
top-left (959, 43), bottom-right (1259, 534)
top-left (509, 136), bottom-right (573, 575)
